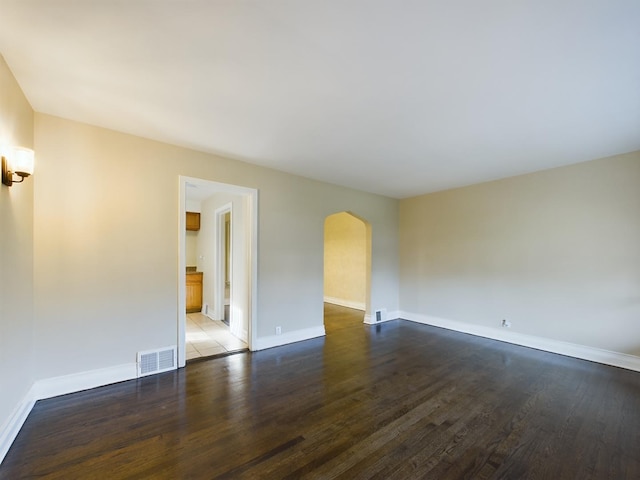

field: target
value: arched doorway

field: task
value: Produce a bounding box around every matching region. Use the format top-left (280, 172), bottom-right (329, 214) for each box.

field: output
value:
top-left (323, 211), bottom-right (372, 324)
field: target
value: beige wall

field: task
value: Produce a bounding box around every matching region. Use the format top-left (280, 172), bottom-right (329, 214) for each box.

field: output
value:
top-left (33, 113), bottom-right (399, 378)
top-left (185, 231), bottom-right (198, 266)
top-left (0, 56), bottom-right (35, 444)
top-left (324, 212), bottom-right (367, 310)
top-left (399, 151), bottom-right (640, 356)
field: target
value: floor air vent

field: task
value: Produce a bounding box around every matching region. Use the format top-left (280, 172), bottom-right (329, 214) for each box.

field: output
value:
top-left (375, 309), bottom-right (387, 322)
top-left (137, 346), bottom-right (177, 377)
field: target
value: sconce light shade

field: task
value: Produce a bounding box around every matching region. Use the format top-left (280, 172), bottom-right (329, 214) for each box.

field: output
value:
top-left (2, 146), bottom-right (35, 187)
top-left (12, 147), bottom-right (35, 176)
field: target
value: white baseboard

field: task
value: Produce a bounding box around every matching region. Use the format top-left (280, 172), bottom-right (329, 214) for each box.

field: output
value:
top-left (0, 362), bottom-right (137, 465)
top-left (33, 363), bottom-right (138, 400)
top-left (0, 387), bottom-right (36, 464)
top-left (401, 311), bottom-right (640, 373)
top-left (253, 325), bottom-right (326, 351)
top-left (324, 296), bottom-right (365, 311)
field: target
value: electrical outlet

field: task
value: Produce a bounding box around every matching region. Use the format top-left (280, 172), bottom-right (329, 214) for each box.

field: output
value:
top-left (275, 326), bottom-right (282, 335)
top-left (501, 319), bottom-right (511, 328)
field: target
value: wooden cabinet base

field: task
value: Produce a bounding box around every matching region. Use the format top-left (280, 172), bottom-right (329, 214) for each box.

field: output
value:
top-left (186, 272), bottom-right (203, 313)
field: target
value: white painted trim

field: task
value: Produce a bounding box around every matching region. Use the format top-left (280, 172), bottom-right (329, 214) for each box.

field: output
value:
top-left (247, 190), bottom-right (259, 351)
top-left (0, 387), bottom-right (36, 464)
top-left (214, 203), bottom-right (233, 322)
top-left (178, 178), bottom-right (187, 368)
top-left (33, 363), bottom-right (138, 400)
top-left (253, 326), bottom-right (326, 351)
top-left (401, 311), bottom-right (640, 373)
top-left (0, 363), bottom-right (138, 465)
top-left (323, 296), bottom-right (365, 311)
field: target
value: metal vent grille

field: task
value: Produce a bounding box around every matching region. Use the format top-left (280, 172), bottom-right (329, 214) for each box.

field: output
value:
top-left (375, 309), bottom-right (387, 322)
top-left (139, 352), bottom-right (158, 375)
top-left (158, 349), bottom-right (175, 370)
top-left (137, 346), bottom-right (177, 377)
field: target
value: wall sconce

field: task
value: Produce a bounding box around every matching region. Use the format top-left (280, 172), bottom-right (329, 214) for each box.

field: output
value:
top-left (1, 146), bottom-right (35, 187)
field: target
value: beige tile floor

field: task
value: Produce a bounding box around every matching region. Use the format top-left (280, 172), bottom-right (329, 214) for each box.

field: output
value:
top-left (186, 312), bottom-right (248, 361)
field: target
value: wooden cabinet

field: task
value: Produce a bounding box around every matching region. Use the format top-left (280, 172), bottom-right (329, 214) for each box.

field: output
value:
top-left (186, 212), bottom-right (201, 231)
top-left (186, 272), bottom-right (203, 313)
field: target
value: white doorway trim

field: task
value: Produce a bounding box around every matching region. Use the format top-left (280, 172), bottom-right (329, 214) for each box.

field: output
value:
top-left (178, 176), bottom-right (258, 367)
top-left (214, 203), bottom-right (232, 324)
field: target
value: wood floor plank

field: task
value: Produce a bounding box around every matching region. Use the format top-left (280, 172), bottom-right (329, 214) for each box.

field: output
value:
top-left (2, 303), bottom-right (640, 479)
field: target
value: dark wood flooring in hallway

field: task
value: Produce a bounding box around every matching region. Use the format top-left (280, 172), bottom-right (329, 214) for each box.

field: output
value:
top-left (1, 303), bottom-right (639, 479)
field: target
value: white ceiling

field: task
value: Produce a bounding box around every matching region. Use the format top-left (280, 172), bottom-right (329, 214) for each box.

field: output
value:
top-left (1, 1), bottom-right (638, 198)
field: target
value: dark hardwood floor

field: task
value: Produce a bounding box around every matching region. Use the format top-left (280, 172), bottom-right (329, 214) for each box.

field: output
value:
top-left (2, 304), bottom-right (639, 479)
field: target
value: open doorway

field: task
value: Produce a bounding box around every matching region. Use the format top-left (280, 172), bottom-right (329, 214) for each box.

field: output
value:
top-left (323, 211), bottom-right (372, 328)
top-left (214, 205), bottom-right (232, 328)
top-left (178, 176), bottom-right (258, 367)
